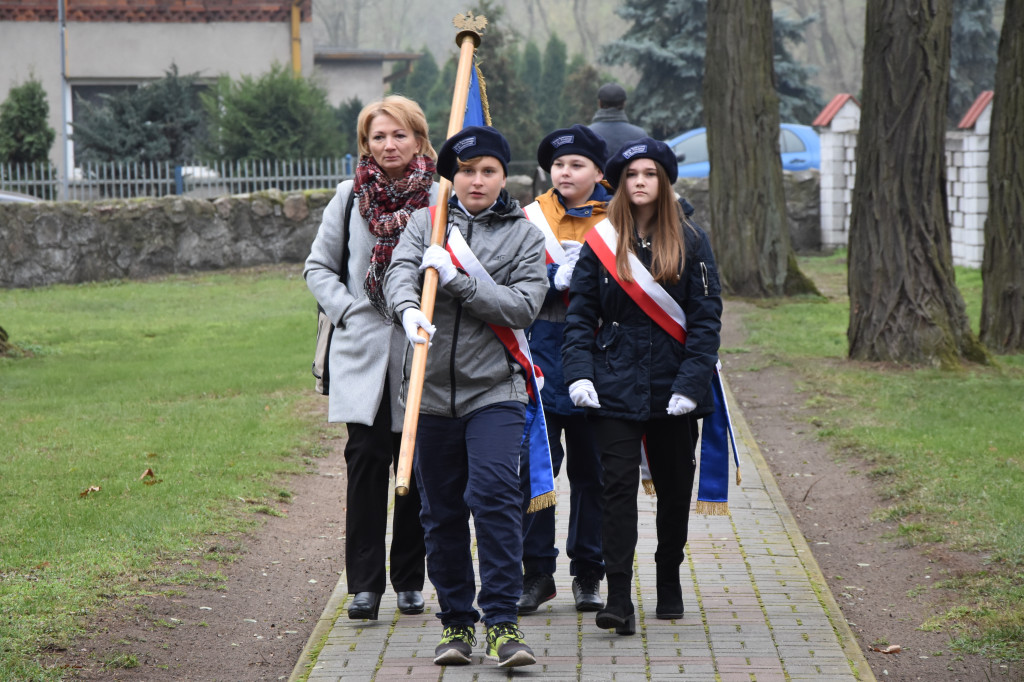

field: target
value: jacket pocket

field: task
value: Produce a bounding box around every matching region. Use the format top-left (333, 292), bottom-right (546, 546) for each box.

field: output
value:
top-left (596, 321), bottom-right (621, 370)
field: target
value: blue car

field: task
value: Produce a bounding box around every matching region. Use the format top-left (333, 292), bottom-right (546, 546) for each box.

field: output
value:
top-left (665, 123), bottom-right (821, 178)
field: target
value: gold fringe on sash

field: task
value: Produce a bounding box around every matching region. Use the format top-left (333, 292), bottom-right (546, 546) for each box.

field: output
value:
top-left (736, 468), bottom-right (742, 485)
top-left (694, 500), bottom-right (730, 516)
top-left (642, 479), bottom-right (656, 496)
top-left (526, 490), bottom-right (556, 513)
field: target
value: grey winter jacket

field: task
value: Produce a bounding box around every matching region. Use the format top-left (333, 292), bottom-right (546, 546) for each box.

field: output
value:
top-left (304, 179), bottom-right (440, 428)
top-left (384, 192), bottom-right (548, 418)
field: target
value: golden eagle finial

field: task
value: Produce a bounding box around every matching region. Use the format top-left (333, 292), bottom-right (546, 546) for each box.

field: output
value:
top-left (453, 12), bottom-right (487, 34)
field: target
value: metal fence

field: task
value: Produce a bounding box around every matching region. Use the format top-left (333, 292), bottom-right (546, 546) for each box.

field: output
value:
top-left (1, 156), bottom-right (357, 202)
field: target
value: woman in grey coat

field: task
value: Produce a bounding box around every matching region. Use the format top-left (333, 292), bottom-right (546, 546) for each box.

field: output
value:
top-left (304, 96), bottom-right (438, 620)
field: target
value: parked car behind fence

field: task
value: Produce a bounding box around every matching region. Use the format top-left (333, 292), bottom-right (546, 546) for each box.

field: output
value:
top-left (665, 123), bottom-right (821, 178)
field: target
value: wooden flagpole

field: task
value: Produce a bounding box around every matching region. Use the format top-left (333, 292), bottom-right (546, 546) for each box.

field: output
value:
top-left (395, 13), bottom-right (487, 496)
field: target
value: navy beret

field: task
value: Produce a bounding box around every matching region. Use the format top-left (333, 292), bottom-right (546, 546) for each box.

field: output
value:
top-left (436, 125), bottom-right (512, 181)
top-left (536, 124), bottom-right (609, 173)
top-left (604, 137), bottom-right (679, 189)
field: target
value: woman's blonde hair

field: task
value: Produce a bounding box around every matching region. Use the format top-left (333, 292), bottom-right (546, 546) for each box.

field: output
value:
top-left (357, 95), bottom-right (436, 160)
top-left (607, 159), bottom-right (687, 284)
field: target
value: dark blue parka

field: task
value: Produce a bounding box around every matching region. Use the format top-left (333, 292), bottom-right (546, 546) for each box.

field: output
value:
top-left (560, 219), bottom-right (722, 421)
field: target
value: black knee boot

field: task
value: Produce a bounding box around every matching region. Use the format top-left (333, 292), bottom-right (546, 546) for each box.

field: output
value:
top-left (595, 573), bottom-right (635, 635)
top-left (655, 562), bottom-right (684, 619)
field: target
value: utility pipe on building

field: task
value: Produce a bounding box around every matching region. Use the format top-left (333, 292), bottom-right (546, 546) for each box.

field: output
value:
top-left (58, 0), bottom-right (70, 199)
top-left (291, 0), bottom-right (302, 76)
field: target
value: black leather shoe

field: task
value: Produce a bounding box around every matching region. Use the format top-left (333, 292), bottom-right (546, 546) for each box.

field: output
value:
top-left (348, 591), bottom-right (382, 620)
top-left (517, 574), bottom-right (556, 614)
top-left (572, 576), bottom-right (604, 612)
top-left (396, 590), bottom-right (424, 615)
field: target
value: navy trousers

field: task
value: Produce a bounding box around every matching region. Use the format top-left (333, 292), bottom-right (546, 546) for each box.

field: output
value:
top-left (521, 411), bottom-right (604, 579)
top-left (414, 401), bottom-right (526, 628)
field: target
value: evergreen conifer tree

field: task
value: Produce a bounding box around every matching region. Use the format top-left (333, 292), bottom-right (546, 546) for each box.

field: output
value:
top-left (950, 0), bottom-right (998, 124)
top-left (72, 65), bottom-right (204, 164)
top-left (773, 13), bottom-right (826, 124)
top-left (604, 0), bottom-right (824, 137)
top-left (399, 50), bottom-right (441, 108)
top-left (539, 34), bottom-right (568, 131)
top-left (335, 97), bottom-right (363, 158)
top-left (562, 57), bottom-right (602, 127)
top-left (202, 63), bottom-right (342, 161)
top-left (0, 76), bottom-right (55, 164)
top-left (518, 41), bottom-right (544, 104)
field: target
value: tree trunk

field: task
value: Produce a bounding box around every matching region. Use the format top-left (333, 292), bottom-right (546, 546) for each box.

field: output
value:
top-left (704, 0), bottom-right (817, 297)
top-left (980, 0), bottom-right (1024, 353)
top-left (848, 0), bottom-right (986, 366)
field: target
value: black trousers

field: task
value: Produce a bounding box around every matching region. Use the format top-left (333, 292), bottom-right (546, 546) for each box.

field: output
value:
top-left (343, 377), bottom-right (425, 593)
top-left (592, 416), bottom-right (698, 576)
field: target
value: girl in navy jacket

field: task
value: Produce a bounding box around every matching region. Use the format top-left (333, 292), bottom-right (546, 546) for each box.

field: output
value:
top-left (561, 138), bottom-right (723, 635)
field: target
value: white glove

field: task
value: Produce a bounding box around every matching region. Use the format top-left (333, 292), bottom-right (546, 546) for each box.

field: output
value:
top-left (401, 308), bottom-right (435, 347)
top-left (560, 240), bottom-right (583, 262)
top-left (568, 379), bottom-right (601, 408)
top-left (553, 262), bottom-right (575, 290)
top-left (420, 244), bottom-right (458, 286)
top-left (666, 393), bottom-right (697, 416)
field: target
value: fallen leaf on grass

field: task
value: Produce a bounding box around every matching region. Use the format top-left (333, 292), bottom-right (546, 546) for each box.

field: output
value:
top-left (870, 644), bottom-right (902, 654)
top-left (79, 486), bottom-right (101, 498)
top-left (139, 467), bottom-right (163, 485)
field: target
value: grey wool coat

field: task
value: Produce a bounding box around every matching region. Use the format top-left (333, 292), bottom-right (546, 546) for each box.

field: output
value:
top-left (304, 179), bottom-right (440, 428)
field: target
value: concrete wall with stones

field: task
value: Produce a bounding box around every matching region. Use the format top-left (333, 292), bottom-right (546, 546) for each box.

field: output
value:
top-left (0, 174), bottom-right (823, 289)
top-left (676, 171), bottom-right (823, 253)
top-left (0, 190), bottom-right (333, 289)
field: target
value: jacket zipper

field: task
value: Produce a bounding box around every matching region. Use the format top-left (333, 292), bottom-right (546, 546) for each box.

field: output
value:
top-left (700, 261), bottom-right (709, 296)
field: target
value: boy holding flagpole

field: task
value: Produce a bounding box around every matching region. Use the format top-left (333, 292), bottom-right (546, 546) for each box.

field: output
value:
top-left (384, 125), bottom-right (550, 667)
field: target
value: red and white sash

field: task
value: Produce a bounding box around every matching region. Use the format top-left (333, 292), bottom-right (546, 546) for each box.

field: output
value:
top-left (523, 201), bottom-right (566, 266)
top-left (585, 219), bottom-right (688, 344)
top-left (444, 227), bottom-right (544, 402)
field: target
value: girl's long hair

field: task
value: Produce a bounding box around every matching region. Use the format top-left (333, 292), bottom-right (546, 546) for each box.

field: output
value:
top-left (607, 160), bottom-right (686, 284)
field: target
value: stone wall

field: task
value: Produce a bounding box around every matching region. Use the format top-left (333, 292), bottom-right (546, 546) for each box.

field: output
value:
top-left (0, 190), bottom-right (333, 288)
top-left (0, 174), bottom-right (823, 289)
top-left (676, 171), bottom-right (823, 253)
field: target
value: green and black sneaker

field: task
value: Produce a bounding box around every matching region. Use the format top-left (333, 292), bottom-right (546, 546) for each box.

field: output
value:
top-left (433, 624), bottom-right (476, 666)
top-left (484, 622), bottom-right (536, 667)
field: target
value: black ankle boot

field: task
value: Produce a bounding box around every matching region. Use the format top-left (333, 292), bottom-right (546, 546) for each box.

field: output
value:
top-left (655, 563), bottom-right (683, 619)
top-left (595, 573), bottom-right (635, 635)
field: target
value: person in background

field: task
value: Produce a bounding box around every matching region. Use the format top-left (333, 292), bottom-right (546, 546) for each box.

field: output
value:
top-left (518, 124), bottom-right (610, 616)
top-left (586, 83), bottom-right (648, 164)
top-left (561, 138), bottom-right (722, 636)
top-left (304, 95), bottom-right (434, 622)
top-left (384, 126), bottom-right (549, 668)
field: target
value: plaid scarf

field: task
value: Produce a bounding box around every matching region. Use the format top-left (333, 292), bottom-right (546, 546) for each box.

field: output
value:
top-left (353, 154), bottom-right (435, 316)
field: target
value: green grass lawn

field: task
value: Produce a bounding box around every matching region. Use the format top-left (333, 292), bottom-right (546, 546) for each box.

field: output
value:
top-left (1, 256), bottom-right (1021, 677)
top-left (0, 265), bottom-right (325, 681)
top-left (735, 251), bottom-right (1024, 661)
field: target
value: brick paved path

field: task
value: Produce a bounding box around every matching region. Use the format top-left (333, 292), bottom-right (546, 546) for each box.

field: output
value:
top-left (290, 382), bottom-right (874, 681)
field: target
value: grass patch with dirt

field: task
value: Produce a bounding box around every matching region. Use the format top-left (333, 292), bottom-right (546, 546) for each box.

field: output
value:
top-left (0, 266), bottom-right (321, 680)
top-left (737, 250), bottom-right (1024, 661)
